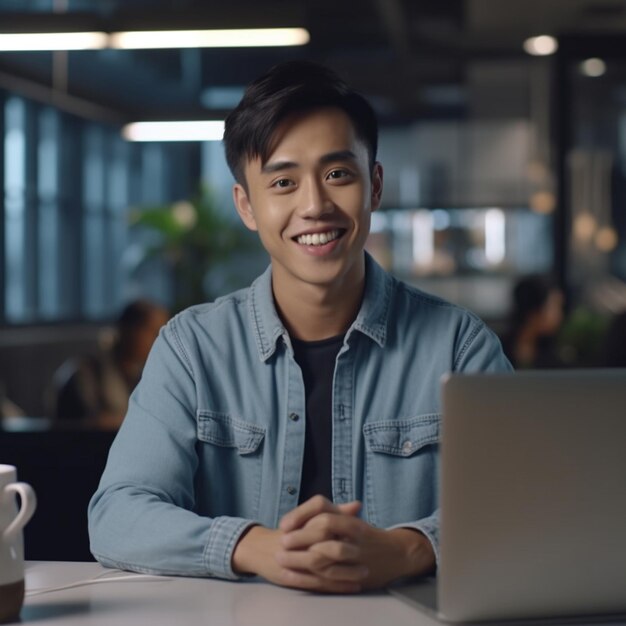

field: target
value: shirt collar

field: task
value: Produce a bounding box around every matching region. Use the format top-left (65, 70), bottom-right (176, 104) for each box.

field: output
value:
top-left (248, 252), bottom-right (392, 362)
top-left (248, 264), bottom-right (287, 362)
top-left (350, 252), bottom-right (392, 348)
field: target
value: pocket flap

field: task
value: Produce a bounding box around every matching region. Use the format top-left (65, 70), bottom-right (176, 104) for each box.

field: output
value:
top-left (363, 414), bottom-right (440, 457)
top-left (197, 411), bottom-right (265, 455)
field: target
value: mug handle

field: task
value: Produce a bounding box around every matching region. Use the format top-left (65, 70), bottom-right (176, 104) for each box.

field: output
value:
top-left (3, 482), bottom-right (37, 540)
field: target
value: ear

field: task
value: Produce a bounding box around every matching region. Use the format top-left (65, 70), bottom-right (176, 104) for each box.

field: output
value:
top-left (370, 162), bottom-right (384, 212)
top-left (233, 183), bottom-right (258, 232)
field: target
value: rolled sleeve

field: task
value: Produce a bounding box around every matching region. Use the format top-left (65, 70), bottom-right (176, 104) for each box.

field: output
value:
top-left (204, 517), bottom-right (258, 580)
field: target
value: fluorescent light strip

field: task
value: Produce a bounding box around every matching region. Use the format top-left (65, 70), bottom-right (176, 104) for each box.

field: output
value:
top-left (110, 28), bottom-right (310, 49)
top-left (0, 28), bottom-right (310, 51)
top-left (0, 32), bottom-right (108, 51)
top-left (122, 121), bottom-right (225, 142)
top-left (412, 210), bottom-right (434, 267)
top-left (484, 208), bottom-right (506, 265)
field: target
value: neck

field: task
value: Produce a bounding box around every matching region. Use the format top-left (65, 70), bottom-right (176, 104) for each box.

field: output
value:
top-left (513, 324), bottom-right (540, 366)
top-left (271, 265), bottom-right (366, 342)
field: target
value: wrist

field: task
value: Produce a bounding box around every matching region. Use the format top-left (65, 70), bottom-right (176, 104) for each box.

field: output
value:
top-left (388, 528), bottom-right (436, 578)
top-left (231, 525), bottom-right (275, 576)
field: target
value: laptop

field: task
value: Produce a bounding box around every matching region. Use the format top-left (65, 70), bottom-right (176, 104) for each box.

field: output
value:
top-left (390, 370), bottom-right (626, 623)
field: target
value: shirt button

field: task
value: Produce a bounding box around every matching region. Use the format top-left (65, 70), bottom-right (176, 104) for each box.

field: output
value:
top-left (289, 412), bottom-right (300, 421)
top-left (286, 486), bottom-right (297, 495)
top-left (402, 440), bottom-right (414, 455)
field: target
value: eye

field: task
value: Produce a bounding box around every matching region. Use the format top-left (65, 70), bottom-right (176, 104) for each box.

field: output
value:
top-left (271, 178), bottom-right (294, 189)
top-left (326, 169), bottom-right (352, 181)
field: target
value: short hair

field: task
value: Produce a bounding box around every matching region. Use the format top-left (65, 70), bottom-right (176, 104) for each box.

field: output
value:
top-left (116, 299), bottom-right (165, 337)
top-left (511, 274), bottom-right (556, 327)
top-left (223, 60), bottom-right (378, 186)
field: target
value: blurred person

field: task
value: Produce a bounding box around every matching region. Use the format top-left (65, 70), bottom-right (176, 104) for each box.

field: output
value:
top-left (89, 61), bottom-right (512, 593)
top-left (603, 310), bottom-right (626, 367)
top-left (501, 274), bottom-right (565, 369)
top-left (0, 380), bottom-right (24, 419)
top-left (52, 299), bottom-right (169, 428)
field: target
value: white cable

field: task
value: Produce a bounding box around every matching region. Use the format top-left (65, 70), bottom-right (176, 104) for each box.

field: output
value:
top-left (25, 570), bottom-right (173, 597)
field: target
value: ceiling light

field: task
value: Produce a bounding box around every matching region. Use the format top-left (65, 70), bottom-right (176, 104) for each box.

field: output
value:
top-left (0, 32), bottom-right (108, 51)
top-left (580, 58), bottom-right (606, 77)
top-left (530, 191), bottom-right (556, 214)
top-left (595, 227), bottom-right (618, 252)
top-left (122, 121), bottom-right (225, 142)
top-left (109, 28), bottom-right (310, 50)
top-left (523, 35), bottom-right (558, 56)
top-left (0, 28), bottom-right (309, 52)
top-left (573, 212), bottom-right (597, 243)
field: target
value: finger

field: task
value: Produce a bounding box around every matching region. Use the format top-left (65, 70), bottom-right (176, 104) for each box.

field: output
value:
top-left (279, 495), bottom-right (337, 532)
top-left (282, 535), bottom-right (360, 561)
top-left (278, 567), bottom-right (362, 594)
top-left (310, 540), bottom-right (361, 563)
top-left (336, 501), bottom-right (362, 517)
top-left (279, 498), bottom-right (362, 533)
top-left (282, 512), bottom-right (363, 550)
top-left (276, 550), bottom-right (368, 582)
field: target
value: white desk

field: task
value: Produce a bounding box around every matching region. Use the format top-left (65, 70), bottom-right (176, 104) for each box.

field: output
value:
top-left (20, 561), bottom-right (435, 626)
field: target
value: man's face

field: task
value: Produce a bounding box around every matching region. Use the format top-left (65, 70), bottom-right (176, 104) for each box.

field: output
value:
top-left (233, 107), bottom-right (383, 297)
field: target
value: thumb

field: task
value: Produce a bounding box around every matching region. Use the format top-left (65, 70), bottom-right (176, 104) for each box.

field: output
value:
top-left (337, 500), bottom-right (362, 517)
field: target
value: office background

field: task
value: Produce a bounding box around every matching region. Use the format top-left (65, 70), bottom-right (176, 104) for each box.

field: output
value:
top-left (0, 0), bottom-right (625, 560)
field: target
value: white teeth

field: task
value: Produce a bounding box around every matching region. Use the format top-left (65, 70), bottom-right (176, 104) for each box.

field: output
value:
top-left (296, 229), bottom-right (341, 246)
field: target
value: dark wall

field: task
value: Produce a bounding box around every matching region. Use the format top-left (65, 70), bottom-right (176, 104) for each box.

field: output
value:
top-left (0, 427), bottom-right (116, 561)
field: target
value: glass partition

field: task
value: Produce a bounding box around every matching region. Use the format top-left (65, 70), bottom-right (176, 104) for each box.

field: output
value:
top-left (366, 206), bottom-right (553, 319)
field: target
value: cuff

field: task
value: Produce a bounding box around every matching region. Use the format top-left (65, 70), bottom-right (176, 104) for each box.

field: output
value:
top-left (203, 516), bottom-right (258, 580)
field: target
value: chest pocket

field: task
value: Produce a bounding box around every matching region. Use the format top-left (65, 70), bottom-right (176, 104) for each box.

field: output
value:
top-left (362, 414), bottom-right (440, 527)
top-left (196, 411), bottom-right (265, 518)
top-left (197, 411), bottom-right (265, 454)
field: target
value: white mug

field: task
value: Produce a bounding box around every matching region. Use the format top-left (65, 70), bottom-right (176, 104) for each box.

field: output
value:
top-left (0, 464), bottom-right (36, 624)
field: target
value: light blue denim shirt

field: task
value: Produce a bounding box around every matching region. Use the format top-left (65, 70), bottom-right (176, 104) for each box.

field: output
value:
top-left (88, 253), bottom-right (512, 579)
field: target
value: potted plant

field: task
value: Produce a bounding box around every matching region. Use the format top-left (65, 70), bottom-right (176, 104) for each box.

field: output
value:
top-left (129, 185), bottom-right (256, 312)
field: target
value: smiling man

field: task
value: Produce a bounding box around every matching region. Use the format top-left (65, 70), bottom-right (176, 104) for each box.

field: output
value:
top-left (89, 61), bottom-right (512, 592)
top-left (232, 105), bottom-right (380, 343)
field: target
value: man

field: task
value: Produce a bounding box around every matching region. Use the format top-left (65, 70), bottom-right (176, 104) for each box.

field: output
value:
top-left (88, 61), bottom-right (511, 593)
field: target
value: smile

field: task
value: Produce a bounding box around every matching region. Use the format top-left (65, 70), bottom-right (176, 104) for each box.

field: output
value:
top-left (294, 229), bottom-right (343, 246)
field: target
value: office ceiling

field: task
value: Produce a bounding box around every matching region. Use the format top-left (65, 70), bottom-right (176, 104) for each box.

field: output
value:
top-left (0, 0), bottom-right (625, 125)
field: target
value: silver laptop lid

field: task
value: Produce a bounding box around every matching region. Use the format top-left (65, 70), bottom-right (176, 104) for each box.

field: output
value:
top-left (439, 370), bottom-right (626, 623)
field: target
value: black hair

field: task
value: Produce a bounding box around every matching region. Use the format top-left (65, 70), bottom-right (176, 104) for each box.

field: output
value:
top-left (511, 274), bottom-right (556, 329)
top-left (113, 299), bottom-right (167, 360)
top-left (116, 300), bottom-right (161, 334)
top-left (223, 60), bottom-right (378, 186)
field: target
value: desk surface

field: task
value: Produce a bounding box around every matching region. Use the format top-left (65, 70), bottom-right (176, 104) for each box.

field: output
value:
top-left (21, 561), bottom-right (434, 626)
top-left (22, 562), bottom-right (626, 626)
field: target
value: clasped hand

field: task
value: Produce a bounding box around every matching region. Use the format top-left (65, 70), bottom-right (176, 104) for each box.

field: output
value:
top-left (232, 495), bottom-right (435, 593)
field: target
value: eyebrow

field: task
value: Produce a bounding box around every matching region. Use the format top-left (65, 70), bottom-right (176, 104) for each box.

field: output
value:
top-left (261, 160), bottom-right (297, 175)
top-left (319, 149), bottom-right (357, 164)
top-left (261, 150), bottom-right (358, 175)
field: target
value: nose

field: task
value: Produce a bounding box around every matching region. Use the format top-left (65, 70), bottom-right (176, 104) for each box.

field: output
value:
top-left (298, 177), bottom-right (334, 218)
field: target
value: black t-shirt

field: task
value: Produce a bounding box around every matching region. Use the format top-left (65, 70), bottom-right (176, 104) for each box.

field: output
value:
top-left (291, 333), bottom-right (344, 504)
